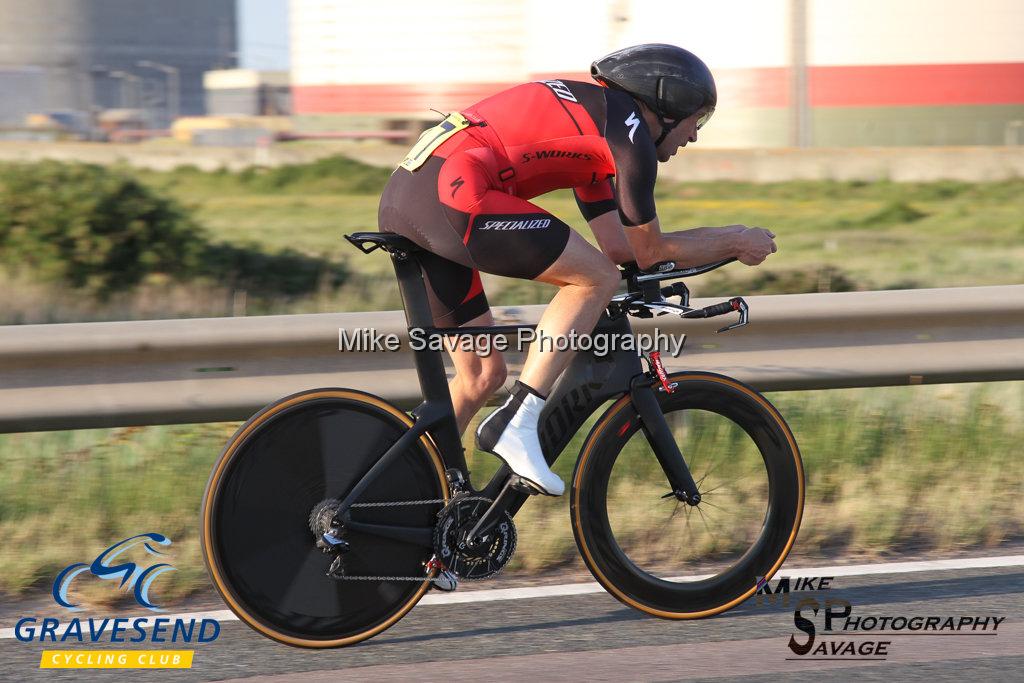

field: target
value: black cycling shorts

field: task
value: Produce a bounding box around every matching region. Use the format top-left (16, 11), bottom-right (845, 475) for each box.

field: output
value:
top-left (377, 155), bottom-right (571, 327)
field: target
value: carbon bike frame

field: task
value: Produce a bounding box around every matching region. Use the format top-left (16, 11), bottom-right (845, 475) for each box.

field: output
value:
top-left (336, 233), bottom-right (700, 545)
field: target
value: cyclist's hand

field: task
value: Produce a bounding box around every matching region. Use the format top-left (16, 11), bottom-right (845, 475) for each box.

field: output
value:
top-left (735, 227), bottom-right (777, 265)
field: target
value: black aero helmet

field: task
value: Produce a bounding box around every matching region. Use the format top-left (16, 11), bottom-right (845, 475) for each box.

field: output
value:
top-left (591, 43), bottom-right (717, 143)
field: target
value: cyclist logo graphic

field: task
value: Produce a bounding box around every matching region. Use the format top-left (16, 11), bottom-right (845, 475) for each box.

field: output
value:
top-left (52, 533), bottom-right (175, 612)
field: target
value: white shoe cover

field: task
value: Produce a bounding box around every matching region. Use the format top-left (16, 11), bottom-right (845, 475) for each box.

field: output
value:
top-left (477, 389), bottom-right (565, 496)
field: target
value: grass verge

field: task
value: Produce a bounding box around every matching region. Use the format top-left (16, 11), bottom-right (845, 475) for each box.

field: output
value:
top-left (0, 381), bottom-right (1020, 606)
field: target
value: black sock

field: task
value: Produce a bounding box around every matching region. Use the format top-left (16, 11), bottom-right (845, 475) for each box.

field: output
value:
top-left (514, 380), bottom-right (547, 401)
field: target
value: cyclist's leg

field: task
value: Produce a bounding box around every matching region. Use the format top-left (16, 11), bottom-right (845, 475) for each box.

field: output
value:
top-left (518, 231), bottom-right (620, 394)
top-left (380, 156), bottom-right (508, 435)
top-left (446, 186), bottom-right (620, 397)
top-left (382, 153), bottom-right (618, 494)
top-left (444, 312), bottom-right (508, 435)
top-left (452, 192), bottom-right (618, 495)
top-left (416, 251), bottom-right (507, 435)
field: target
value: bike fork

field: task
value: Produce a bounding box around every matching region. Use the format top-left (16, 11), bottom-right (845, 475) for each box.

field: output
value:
top-left (629, 375), bottom-right (702, 505)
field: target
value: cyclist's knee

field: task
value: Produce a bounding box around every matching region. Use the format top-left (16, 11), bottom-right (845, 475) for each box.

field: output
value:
top-left (587, 260), bottom-right (621, 298)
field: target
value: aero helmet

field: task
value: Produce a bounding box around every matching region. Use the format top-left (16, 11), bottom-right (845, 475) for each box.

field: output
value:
top-left (591, 44), bottom-right (717, 144)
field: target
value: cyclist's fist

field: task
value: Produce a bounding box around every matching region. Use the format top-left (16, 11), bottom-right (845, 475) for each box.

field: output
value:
top-left (735, 227), bottom-right (777, 266)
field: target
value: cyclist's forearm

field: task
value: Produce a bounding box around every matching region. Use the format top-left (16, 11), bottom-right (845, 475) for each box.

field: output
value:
top-left (656, 227), bottom-right (742, 266)
top-left (626, 219), bottom-right (742, 268)
top-left (672, 225), bottom-right (747, 240)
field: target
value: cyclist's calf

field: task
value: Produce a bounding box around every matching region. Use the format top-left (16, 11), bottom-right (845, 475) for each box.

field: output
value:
top-left (448, 345), bottom-right (508, 434)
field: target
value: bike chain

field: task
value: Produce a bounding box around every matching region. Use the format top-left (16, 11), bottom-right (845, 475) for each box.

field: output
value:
top-left (331, 497), bottom-right (448, 582)
top-left (349, 498), bottom-right (446, 508)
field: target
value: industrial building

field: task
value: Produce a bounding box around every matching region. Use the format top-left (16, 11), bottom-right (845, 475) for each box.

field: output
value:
top-left (289, 0), bottom-right (1024, 147)
top-left (0, 0), bottom-right (236, 129)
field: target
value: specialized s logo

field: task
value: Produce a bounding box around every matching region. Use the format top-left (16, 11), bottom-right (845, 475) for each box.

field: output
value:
top-left (625, 111), bottom-right (640, 143)
top-left (450, 176), bottom-right (465, 198)
top-left (52, 533), bottom-right (176, 612)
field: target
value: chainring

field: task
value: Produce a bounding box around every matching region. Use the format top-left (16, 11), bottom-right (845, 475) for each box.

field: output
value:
top-left (433, 496), bottom-right (517, 580)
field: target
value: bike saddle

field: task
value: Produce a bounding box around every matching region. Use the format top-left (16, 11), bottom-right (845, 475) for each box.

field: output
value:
top-left (345, 232), bottom-right (421, 255)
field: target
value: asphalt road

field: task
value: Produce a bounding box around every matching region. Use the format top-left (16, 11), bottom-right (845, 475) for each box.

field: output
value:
top-left (2, 561), bottom-right (1022, 682)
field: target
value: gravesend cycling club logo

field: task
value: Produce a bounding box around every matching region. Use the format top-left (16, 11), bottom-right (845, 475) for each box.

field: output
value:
top-left (12, 532), bottom-right (220, 670)
top-left (53, 532), bottom-right (175, 611)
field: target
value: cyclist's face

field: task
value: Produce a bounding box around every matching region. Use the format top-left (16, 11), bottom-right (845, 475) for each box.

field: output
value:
top-left (655, 108), bottom-right (710, 161)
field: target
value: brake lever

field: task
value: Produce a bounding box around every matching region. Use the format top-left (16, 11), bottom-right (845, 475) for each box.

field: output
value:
top-left (717, 299), bottom-right (749, 333)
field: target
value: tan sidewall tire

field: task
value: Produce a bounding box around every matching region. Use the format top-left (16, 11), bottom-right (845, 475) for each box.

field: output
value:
top-left (200, 388), bottom-right (449, 648)
top-left (570, 372), bottom-right (804, 619)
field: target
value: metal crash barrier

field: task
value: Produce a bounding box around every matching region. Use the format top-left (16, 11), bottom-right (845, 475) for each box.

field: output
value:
top-left (0, 286), bottom-right (1021, 433)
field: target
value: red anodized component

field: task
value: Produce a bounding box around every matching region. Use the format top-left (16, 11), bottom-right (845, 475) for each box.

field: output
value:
top-left (649, 351), bottom-right (675, 394)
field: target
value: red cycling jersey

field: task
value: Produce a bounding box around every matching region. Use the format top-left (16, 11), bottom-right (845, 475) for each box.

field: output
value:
top-left (435, 79), bottom-right (658, 226)
top-left (378, 78), bottom-right (658, 326)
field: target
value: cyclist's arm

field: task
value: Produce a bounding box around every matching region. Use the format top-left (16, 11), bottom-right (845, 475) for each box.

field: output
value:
top-left (624, 219), bottom-right (745, 269)
top-left (594, 89), bottom-right (775, 269)
top-left (604, 108), bottom-right (773, 268)
top-left (574, 180), bottom-right (635, 264)
top-left (573, 179), bottom-right (750, 268)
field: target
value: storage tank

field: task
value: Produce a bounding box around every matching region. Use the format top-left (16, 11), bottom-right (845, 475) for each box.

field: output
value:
top-left (0, 0), bottom-right (236, 125)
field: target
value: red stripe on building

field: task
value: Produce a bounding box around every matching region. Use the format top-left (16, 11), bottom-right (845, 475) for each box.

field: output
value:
top-left (809, 63), bottom-right (1024, 107)
top-left (716, 67), bottom-right (790, 108)
top-left (293, 63), bottom-right (1024, 115)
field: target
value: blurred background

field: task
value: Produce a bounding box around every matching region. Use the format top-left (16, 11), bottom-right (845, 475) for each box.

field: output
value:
top-left (0, 0), bottom-right (1021, 146)
top-left (0, 1), bottom-right (1021, 608)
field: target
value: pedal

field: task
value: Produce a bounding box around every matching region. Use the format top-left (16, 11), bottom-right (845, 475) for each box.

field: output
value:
top-left (509, 475), bottom-right (543, 495)
top-left (430, 569), bottom-right (459, 592)
top-left (425, 556), bottom-right (459, 592)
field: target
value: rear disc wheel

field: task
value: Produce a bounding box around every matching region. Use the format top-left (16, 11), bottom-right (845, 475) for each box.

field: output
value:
top-left (201, 388), bottom-right (449, 647)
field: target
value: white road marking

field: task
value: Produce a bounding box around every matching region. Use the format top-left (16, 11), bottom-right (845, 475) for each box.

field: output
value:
top-left (3, 554), bottom-right (1022, 640)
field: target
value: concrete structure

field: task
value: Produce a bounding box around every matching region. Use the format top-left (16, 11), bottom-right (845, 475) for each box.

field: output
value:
top-left (289, 0), bottom-right (1024, 147)
top-left (205, 69), bottom-right (291, 116)
top-left (0, 0), bottom-right (237, 126)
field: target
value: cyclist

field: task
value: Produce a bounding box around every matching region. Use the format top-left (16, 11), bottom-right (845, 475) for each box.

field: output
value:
top-left (378, 43), bottom-right (777, 497)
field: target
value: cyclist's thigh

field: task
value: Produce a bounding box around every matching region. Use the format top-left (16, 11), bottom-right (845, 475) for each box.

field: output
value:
top-left (434, 151), bottom-right (571, 281)
top-left (443, 194), bottom-right (573, 282)
top-left (532, 229), bottom-right (620, 288)
top-left (421, 251), bottom-right (490, 327)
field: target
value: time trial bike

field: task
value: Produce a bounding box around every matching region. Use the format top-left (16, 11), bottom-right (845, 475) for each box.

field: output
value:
top-left (200, 231), bottom-right (804, 648)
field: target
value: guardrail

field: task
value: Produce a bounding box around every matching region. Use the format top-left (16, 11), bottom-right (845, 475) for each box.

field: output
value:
top-left (0, 286), bottom-right (1021, 433)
